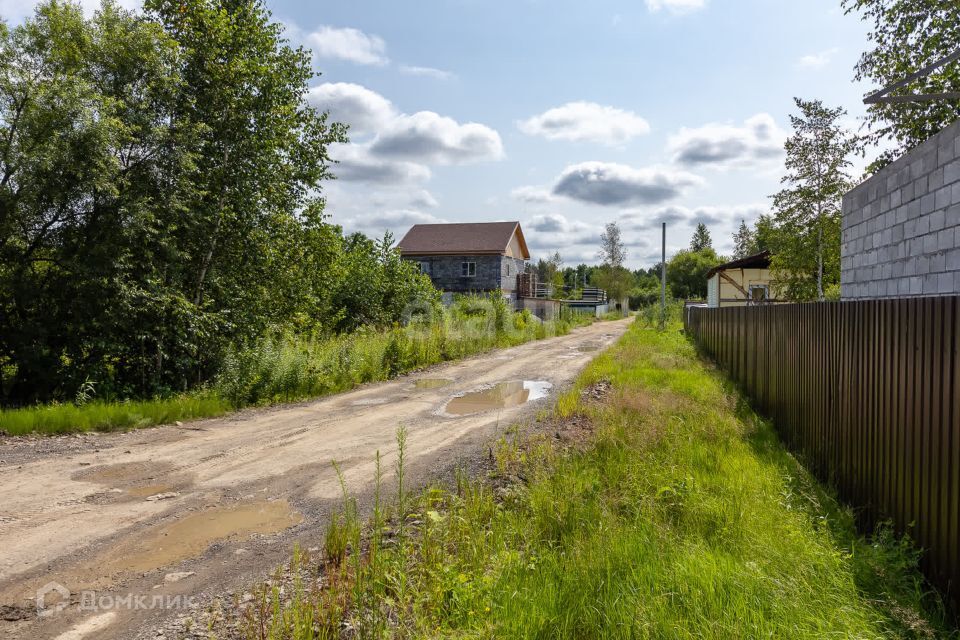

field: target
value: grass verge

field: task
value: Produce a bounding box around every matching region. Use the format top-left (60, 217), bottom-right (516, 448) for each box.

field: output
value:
top-left (216, 319), bottom-right (955, 639)
top-left (0, 300), bottom-right (596, 436)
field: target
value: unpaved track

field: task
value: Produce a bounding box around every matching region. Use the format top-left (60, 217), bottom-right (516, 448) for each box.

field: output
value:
top-left (0, 318), bottom-right (632, 639)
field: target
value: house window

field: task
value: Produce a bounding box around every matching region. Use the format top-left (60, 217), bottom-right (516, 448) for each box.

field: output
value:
top-left (462, 261), bottom-right (476, 277)
top-left (505, 263), bottom-right (512, 277)
top-left (419, 261), bottom-right (431, 275)
top-left (749, 285), bottom-right (769, 303)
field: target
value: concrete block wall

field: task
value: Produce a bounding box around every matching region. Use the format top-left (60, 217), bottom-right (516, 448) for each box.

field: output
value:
top-left (841, 118), bottom-right (960, 299)
top-left (403, 254), bottom-right (527, 294)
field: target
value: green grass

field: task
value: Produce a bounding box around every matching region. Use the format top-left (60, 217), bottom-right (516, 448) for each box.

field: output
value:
top-left (0, 393), bottom-right (231, 436)
top-left (0, 298), bottom-right (594, 436)
top-left (231, 318), bottom-right (955, 639)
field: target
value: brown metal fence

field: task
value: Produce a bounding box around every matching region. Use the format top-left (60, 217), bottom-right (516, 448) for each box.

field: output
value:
top-left (685, 298), bottom-right (960, 604)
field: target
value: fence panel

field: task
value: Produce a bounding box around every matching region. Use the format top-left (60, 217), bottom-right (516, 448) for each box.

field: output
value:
top-left (685, 298), bottom-right (960, 606)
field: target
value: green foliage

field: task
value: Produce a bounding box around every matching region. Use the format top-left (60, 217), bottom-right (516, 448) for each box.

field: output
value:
top-left (0, 304), bottom-right (595, 433)
top-left (229, 321), bottom-right (954, 639)
top-left (770, 99), bottom-right (858, 301)
top-left (667, 248), bottom-right (722, 299)
top-left (0, 0), bottom-right (442, 408)
top-left (731, 219), bottom-right (758, 259)
top-left (843, 0), bottom-right (960, 171)
top-left (690, 222), bottom-right (713, 252)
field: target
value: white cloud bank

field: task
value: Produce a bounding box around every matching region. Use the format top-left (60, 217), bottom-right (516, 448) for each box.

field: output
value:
top-left (306, 25), bottom-right (389, 66)
top-left (668, 114), bottom-right (785, 168)
top-left (309, 83), bottom-right (504, 185)
top-left (551, 161), bottom-right (702, 206)
top-left (519, 101), bottom-right (651, 146)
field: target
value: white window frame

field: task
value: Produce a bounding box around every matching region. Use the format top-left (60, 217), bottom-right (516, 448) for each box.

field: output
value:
top-left (748, 284), bottom-right (769, 303)
top-left (462, 261), bottom-right (477, 277)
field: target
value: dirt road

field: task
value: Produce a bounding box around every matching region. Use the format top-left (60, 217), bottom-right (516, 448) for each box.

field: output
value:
top-left (0, 318), bottom-right (632, 639)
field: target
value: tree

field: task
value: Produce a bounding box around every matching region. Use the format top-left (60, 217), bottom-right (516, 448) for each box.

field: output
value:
top-left (592, 222), bottom-right (632, 308)
top-left (770, 98), bottom-right (858, 301)
top-left (690, 223), bottom-right (712, 252)
top-left (0, 0), bottom-right (447, 406)
top-left (598, 222), bottom-right (627, 268)
top-left (732, 220), bottom-right (756, 259)
top-left (667, 248), bottom-right (722, 299)
top-left (843, 0), bottom-right (960, 171)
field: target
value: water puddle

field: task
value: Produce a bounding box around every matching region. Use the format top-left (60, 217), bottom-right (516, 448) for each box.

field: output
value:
top-left (414, 378), bottom-right (453, 389)
top-left (444, 381), bottom-right (552, 415)
top-left (98, 500), bottom-right (302, 575)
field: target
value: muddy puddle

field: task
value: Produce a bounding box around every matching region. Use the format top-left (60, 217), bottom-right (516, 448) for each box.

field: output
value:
top-left (444, 381), bottom-right (552, 415)
top-left (414, 378), bottom-right (453, 389)
top-left (73, 460), bottom-right (191, 499)
top-left (97, 499), bottom-right (302, 575)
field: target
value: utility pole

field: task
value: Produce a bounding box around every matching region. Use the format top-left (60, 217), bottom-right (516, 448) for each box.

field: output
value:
top-left (660, 222), bottom-right (666, 330)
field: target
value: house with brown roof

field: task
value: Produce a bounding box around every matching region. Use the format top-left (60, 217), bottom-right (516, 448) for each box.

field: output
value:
top-left (397, 222), bottom-right (530, 301)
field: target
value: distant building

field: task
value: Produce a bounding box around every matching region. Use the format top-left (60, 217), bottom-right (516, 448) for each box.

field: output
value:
top-left (397, 222), bottom-right (530, 302)
top-left (706, 251), bottom-right (784, 308)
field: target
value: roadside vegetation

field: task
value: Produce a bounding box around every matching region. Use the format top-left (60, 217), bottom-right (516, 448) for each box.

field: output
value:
top-left (218, 320), bottom-right (955, 639)
top-left (0, 296), bottom-right (595, 436)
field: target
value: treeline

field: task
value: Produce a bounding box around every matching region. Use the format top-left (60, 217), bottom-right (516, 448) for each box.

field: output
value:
top-left (0, 0), bottom-right (435, 407)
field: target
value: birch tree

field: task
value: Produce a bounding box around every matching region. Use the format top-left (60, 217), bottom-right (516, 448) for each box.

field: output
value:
top-left (770, 99), bottom-right (858, 301)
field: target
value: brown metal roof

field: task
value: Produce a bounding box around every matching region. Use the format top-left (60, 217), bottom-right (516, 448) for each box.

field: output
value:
top-left (397, 222), bottom-right (530, 259)
top-left (706, 250), bottom-right (772, 278)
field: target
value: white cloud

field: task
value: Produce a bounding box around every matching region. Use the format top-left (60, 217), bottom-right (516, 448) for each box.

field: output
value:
top-left (370, 111), bottom-right (504, 165)
top-left (511, 185), bottom-right (556, 204)
top-left (668, 114), bottom-right (785, 168)
top-left (522, 213), bottom-right (605, 263)
top-left (798, 48), bottom-right (839, 70)
top-left (518, 101), bottom-right (651, 146)
top-left (330, 143), bottom-right (431, 184)
top-left (307, 83), bottom-right (397, 135)
top-left (399, 65), bottom-right (455, 80)
top-left (306, 25), bottom-right (388, 66)
top-left (551, 161), bottom-right (703, 206)
top-left (620, 203), bottom-right (767, 231)
top-left (409, 189), bottom-right (439, 208)
top-left (645, 0), bottom-right (707, 15)
top-left (338, 209), bottom-right (446, 239)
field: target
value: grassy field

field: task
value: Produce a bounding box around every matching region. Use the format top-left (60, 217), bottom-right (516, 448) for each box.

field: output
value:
top-left (0, 298), bottom-right (595, 436)
top-left (227, 319), bottom-right (955, 639)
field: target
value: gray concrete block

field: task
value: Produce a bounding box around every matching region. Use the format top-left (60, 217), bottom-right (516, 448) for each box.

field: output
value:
top-left (931, 209), bottom-right (946, 232)
top-left (946, 159), bottom-right (960, 185)
top-left (938, 272), bottom-right (953, 293)
top-left (931, 167), bottom-right (945, 190)
top-left (939, 228), bottom-right (954, 251)
top-left (936, 186), bottom-right (952, 210)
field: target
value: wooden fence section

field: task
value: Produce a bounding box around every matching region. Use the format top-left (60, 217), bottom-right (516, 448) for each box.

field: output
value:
top-left (685, 298), bottom-right (960, 603)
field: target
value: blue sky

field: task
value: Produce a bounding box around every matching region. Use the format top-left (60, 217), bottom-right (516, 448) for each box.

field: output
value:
top-left (6, 0), bottom-right (879, 268)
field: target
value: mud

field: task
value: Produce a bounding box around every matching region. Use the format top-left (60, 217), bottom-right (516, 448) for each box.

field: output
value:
top-left (413, 378), bottom-right (453, 389)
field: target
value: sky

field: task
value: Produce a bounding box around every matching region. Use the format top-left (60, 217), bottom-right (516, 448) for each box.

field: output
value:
top-left (5, 0), bottom-right (880, 268)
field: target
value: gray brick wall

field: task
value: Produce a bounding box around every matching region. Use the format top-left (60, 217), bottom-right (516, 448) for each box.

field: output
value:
top-left (403, 255), bottom-right (527, 294)
top-left (841, 118), bottom-right (960, 299)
